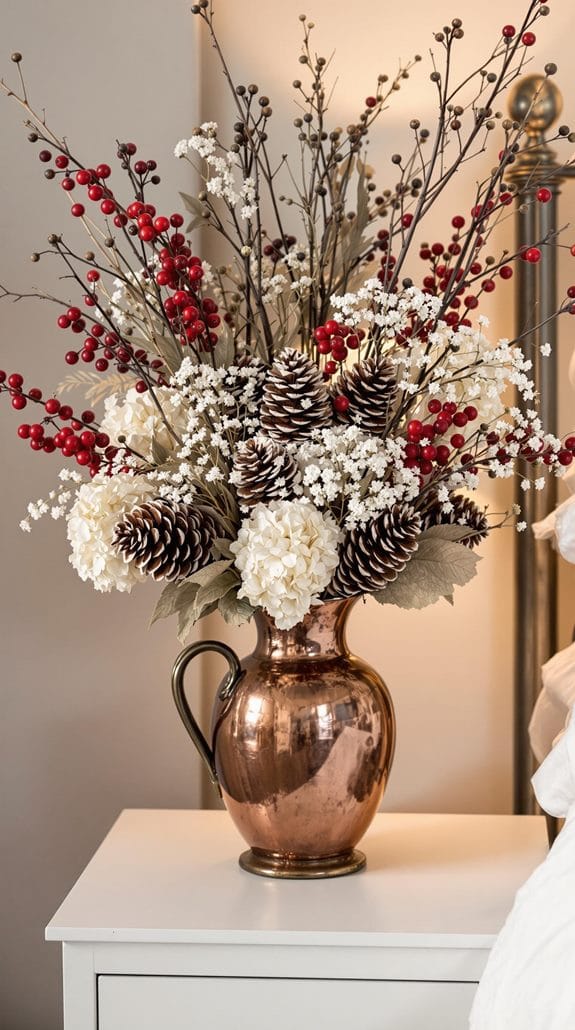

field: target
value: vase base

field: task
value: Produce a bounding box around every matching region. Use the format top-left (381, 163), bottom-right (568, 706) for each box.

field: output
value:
top-left (238, 847), bottom-right (366, 879)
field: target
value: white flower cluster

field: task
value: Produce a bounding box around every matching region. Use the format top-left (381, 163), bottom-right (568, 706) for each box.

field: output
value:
top-left (330, 281), bottom-right (442, 331)
top-left (147, 359), bottom-right (266, 504)
top-left (485, 407), bottom-right (563, 481)
top-left (174, 122), bottom-right (218, 159)
top-left (293, 425), bottom-right (420, 530)
top-left (230, 500), bottom-right (340, 630)
top-left (175, 124), bottom-right (258, 221)
top-left (100, 386), bottom-right (188, 462)
top-left (67, 474), bottom-right (154, 593)
top-left (19, 469), bottom-right (83, 533)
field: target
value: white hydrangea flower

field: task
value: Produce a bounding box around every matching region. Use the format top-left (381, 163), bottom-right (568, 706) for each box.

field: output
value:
top-left (100, 387), bottom-right (188, 461)
top-left (67, 474), bottom-right (154, 593)
top-left (230, 500), bottom-right (340, 630)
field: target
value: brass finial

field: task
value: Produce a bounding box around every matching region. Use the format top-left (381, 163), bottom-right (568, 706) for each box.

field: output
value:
top-left (507, 74), bottom-right (563, 179)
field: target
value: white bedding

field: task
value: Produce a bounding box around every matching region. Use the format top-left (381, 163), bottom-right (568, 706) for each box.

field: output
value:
top-left (469, 711), bottom-right (575, 1029)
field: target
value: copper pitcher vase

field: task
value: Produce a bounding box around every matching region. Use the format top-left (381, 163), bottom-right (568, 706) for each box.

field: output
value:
top-left (171, 598), bottom-right (395, 878)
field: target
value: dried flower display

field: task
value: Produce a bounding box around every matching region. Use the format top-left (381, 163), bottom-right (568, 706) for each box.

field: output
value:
top-left (1, 0), bottom-right (574, 634)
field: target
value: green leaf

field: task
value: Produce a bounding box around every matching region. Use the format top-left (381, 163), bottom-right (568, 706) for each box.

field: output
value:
top-left (212, 537), bottom-right (235, 560)
top-left (218, 588), bottom-right (256, 626)
top-left (150, 579), bottom-right (199, 625)
top-left (177, 600), bottom-right (218, 643)
top-left (373, 532), bottom-right (481, 611)
top-left (180, 191), bottom-right (208, 233)
top-left (151, 436), bottom-right (171, 466)
top-left (193, 569), bottom-right (239, 614)
top-left (186, 558), bottom-right (233, 588)
top-left (422, 523), bottom-right (477, 544)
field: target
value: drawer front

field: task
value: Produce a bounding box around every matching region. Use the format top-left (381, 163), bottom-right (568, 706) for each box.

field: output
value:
top-left (98, 975), bottom-right (477, 1030)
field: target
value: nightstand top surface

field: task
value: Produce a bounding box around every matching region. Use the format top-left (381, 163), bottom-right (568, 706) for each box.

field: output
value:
top-left (45, 809), bottom-right (546, 948)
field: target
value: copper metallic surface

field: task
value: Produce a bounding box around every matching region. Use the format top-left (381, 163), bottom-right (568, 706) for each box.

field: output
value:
top-left (172, 599), bottom-right (395, 878)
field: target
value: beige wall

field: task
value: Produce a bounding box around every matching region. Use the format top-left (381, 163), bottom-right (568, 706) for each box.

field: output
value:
top-left (1, 2), bottom-right (575, 1028)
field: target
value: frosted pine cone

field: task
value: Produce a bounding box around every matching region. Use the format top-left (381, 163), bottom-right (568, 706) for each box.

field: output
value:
top-left (326, 504), bottom-right (421, 598)
top-left (422, 493), bottom-right (489, 548)
top-left (333, 355), bottom-right (398, 435)
top-left (113, 499), bottom-right (218, 582)
top-left (232, 437), bottom-right (299, 508)
top-left (260, 347), bottom-right (332, 443)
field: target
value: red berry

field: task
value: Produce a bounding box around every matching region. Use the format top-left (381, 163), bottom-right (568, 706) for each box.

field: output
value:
top-left (428, 399), bottom-right (442, 415)
top-left (451, 215), bottom-right (465, 230)
top-left (365, 96), bottom-right (377, 108)
top-left (59, 405), bottom-right (73, 420)
top-left (88, 184), bottom-right (103, 201)
top-left (500, 265), bottom-right (513, 280)
top-left (334, 395), bottom-right (350, 413)
top-left (154, 216), bottom-right (170, 233)
top-left (38, 150), bottom-right (52, 162)
top-left (453, 411), bottom-right (468, 428)
top-left (401, 213), bottom-right (413, 228)
top-left (58, 314), bottom-right (71, 329)
top-left (71, 203), bottom-right (85, 217)
top-left (407, 419), bottom-right (423, 439)
top-left (55, 155), bottom-right (69, 169)
top-left (451, 433), bottom-right (465, 449)
top-left (464, 406), bottom-right (478, 421)
top-left (524, 247), bottom-right (541, 263)
top-left (502, 25), bottom-right (515, 39)
top-left (565, 436), bottom-right (575, 452)
top-left (421, 445), bottom-right (437, 461)
top-left (71, 320), bottom-right (86, 334)
top-left (482, 279), bottom-right (496, 293)
top-left (76, 169), bottom-right (92, 185)
top-left (45, 398), bottom-right (60, 415)
top-left (96, 163), bottom-right (111, 179)
top-left (17, 423), bottom-right (31, 439)
top-left (65, 351), bottom-right (79, 365)
top-left (522, 31), bottom-right (536, 46)
top-left (80, 430), bottom-right (97, 448)
top-left (81, 349), bottom-right (94, 363)
top-left (537, 187), bottom-right (552, 203)
top-left (170, 213), bottom-right (184, 227)
top-left (434, 418), bottom-right (450, 435)
top-left (324, 360), bottom-right (337, 376)
top-left (558, 450), bottom-right (573, 467)
top-left (75, 449), bottom-right (92, 466)
top-left (11, 395), bottom-right (26, 410)
top-left (61, 177), bottom-right (75, 191)
top-left (461, 453), bottom-right (475, 466)
top-left (95, 358), bottom-right (109, 372)
top-left (139, 226), bottom-right (156, 242)
top-left (571, 245), bottom-right (575, 258)
top-left (135, 380), bottom-right (148, 393)
top-left (8, 373), bottom-right (23, 389)
top-left (436, 445), bottom-right (450, 466)
top-left (81, 410), bottom-right (95, 423)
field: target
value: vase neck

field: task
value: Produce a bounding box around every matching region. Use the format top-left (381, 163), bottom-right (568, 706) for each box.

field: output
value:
top-left (252, 599), bottom-right (356, 659)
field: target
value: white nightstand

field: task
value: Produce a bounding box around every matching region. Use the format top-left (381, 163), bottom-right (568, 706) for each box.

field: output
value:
top-left (46, 809), bottom-right (546, 1030)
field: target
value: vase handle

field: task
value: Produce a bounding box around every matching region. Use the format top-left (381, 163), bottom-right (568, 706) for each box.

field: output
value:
top-left (171, 640), bottom-right (243, 798)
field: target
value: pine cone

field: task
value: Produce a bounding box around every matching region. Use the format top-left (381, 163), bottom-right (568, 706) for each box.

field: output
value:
top-left (421, 493), bottom-right (489, 549)
top-left (224, 355), bottom-right (266, 410)
top-left (113, 499), bottom-right (218, 582)
top-left (333, 355), bottom-right (398, 435)
top-left (327, 504), bottom-right (421, 599)
top-left (232, 437), bottom-right (299, 508)
top-left (260, 348), bottom-right (332, 443)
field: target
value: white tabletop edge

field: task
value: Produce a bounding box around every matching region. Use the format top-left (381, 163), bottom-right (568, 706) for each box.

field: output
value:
top-left (44, 926), bottom-right (496, 949)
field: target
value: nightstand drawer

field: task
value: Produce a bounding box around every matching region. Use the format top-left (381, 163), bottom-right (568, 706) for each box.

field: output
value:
top-left (98, 975), bottom-right (477, 1030)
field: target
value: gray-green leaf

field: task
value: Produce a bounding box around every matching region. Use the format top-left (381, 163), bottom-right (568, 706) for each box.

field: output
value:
top-left (218, 588), bottom-right (256, 626)
top-left (373, 531), bottom-right (480, 611)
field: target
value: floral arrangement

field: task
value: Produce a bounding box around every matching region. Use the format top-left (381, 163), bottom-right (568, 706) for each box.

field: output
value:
top-left (1, 1), bottom-right (574, 634)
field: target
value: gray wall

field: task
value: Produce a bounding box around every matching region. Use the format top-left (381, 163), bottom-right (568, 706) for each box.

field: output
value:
top-left (0, 3), bottom-right (202, 1027)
